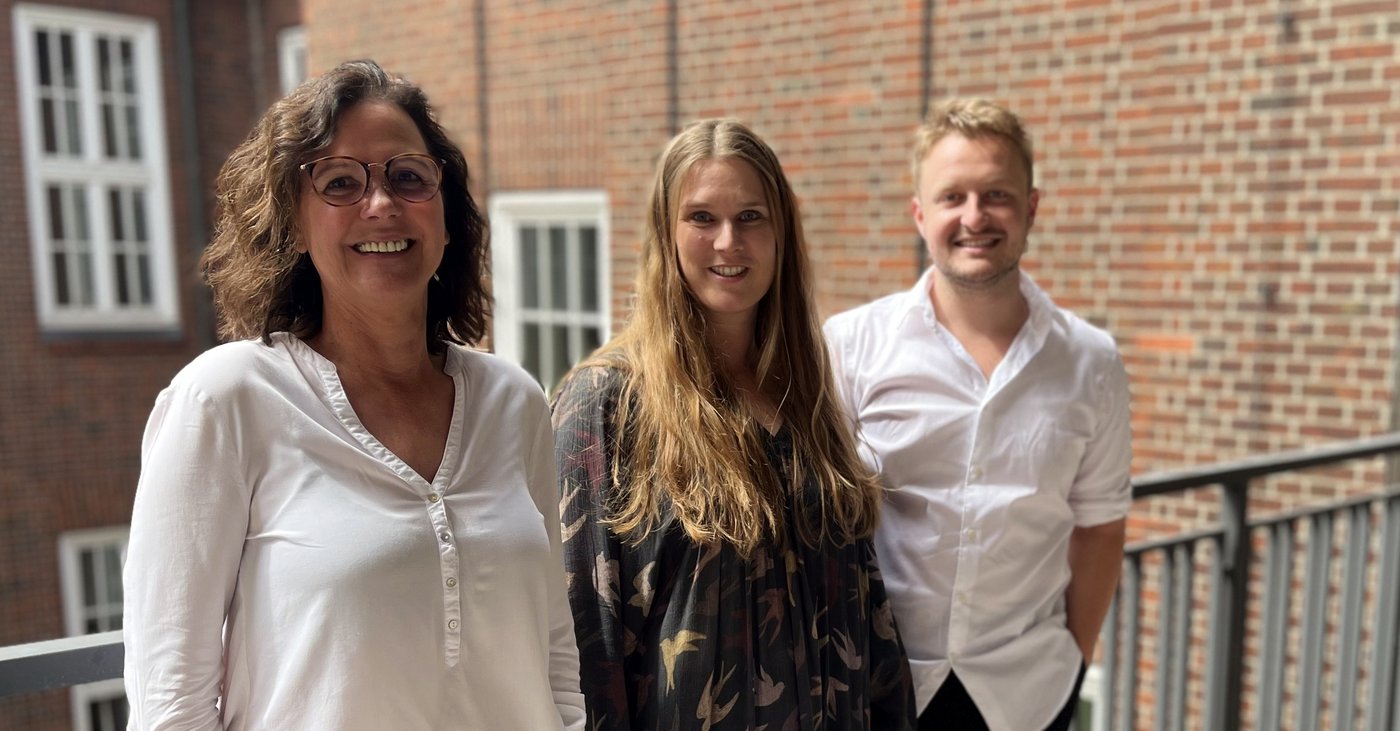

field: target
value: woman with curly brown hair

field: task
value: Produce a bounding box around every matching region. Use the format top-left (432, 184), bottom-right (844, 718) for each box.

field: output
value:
top-left (121, 60), bottom-right (584, 730)
top-left (552, 119), bottom-right (916, 730)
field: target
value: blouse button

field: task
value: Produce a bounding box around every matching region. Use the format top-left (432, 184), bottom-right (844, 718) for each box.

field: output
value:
top-left (447, 619), bottom-right (459, 631)
top-left (446, 577), bottom-right (457, 588)
top-left (428, 492), bottom-right (441, 503)
top-left (439, 530), bottom-right (452, 543)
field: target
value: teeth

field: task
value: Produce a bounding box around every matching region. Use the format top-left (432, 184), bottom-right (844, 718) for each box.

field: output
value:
top-left (711, 266), bottom-right (746, 277)
top-left (354, 239), bottom-right (410, 253)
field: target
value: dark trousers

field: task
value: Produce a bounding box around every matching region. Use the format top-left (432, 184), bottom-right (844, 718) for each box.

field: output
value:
top-left (917, 664), bottom-right (1087, 731)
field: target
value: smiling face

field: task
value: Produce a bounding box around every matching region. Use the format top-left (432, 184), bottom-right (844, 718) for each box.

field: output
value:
top-left (674, 157), bottom-right (778, 335)
top-left (295, 100), bottom-right (447, 323)
top-left (913, 132), bottom-right (1039, 293)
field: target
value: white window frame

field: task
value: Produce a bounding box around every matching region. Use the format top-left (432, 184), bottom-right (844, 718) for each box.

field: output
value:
top-left (1077, 663), bottom-right (1108, 731)
top-left (13, 4), bottom-right (180, 333)
top-left (70, 678), bottom-right (128, 731)
top-left (489, 191), bottom-right (611, 390)
top-left (58, 526), bottom-right (130, 731)
top-left (276, 25), bottom-right (307, 95)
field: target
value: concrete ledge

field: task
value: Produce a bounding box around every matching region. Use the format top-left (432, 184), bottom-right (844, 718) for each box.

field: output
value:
top-left (0, 631), bottom-right (123, 698)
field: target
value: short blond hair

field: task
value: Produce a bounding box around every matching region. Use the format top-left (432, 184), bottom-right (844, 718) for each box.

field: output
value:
top-left (912, 98), bottom-right (1034, 193)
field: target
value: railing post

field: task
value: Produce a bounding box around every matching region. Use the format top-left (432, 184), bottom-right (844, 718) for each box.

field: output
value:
top-left (1206, 480), bottom-right (1250, 731)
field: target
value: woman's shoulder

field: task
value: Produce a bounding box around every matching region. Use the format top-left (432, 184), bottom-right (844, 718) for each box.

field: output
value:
top-left (166, 337), bottom-right (296, 399)
top-left (449, 344), bottom-right (537, 388)
top-left (447, 345), bottom-right (561, 426)
top-left (552, 359), bottom-right (630, 413)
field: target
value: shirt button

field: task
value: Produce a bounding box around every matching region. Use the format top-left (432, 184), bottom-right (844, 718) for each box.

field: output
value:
top-left (957, 591), bottom-right (969, 604)
top-left (964, 527), bottom-right (978, 540)
top-left (428, 492), bottom-right (441, 503)
top-left (447, 619), bottom-right (459, 631)
top-left (439, 530), bottom-right (452, 543)
top-left (445, 577), bottom-right (457, 588)
top-left (949, 651), bottom-right (960, 662)
top-left (969, 466), bottom-right (983, 480)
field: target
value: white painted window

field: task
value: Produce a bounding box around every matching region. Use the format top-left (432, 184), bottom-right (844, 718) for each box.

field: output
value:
top-left (1075, 663), bottom-right (1108, 731)
top-left (277, 25), bottom-right (307, 95)
top-left (13, 4), bottom-right (180, 333)
top-left (490, 192), bottom-right (610, 392)
top-left (59, 526), bottom-right (129, 731)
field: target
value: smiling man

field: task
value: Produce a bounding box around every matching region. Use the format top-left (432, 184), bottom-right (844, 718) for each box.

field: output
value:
top-left (824, 98), bottom-right (1133, 731)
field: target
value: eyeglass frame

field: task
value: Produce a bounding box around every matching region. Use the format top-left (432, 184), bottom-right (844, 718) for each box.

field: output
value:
top-left (298, 152), bottom-right (447, 207)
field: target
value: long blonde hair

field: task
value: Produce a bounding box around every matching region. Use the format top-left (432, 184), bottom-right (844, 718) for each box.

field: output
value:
top-left (585, 119), bottom-right (880, 556)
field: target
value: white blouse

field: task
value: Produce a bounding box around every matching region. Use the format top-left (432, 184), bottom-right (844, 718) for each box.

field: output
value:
top-left (825, 271), bottom-right (1133, 731)
top-left (122, 333), bottom-right (585, 730)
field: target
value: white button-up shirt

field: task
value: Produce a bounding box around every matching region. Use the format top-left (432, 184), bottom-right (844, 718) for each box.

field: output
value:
top-left (123, 334), bottom-right (586, 730)
top-left (824, 270), bottom-right (1132, 731)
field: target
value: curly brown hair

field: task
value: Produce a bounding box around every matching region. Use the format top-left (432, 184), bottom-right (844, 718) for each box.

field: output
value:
top-left (201, 59), bottom-right (489, 352)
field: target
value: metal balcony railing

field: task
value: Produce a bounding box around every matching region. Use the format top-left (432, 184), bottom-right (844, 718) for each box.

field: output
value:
top-left (1101, 432), bottom-right (1400, 731)
top-left (4, 434), bottom-right (1400, 731)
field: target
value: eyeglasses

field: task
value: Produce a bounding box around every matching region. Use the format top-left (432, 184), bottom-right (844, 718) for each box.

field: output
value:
top-left (299, 153), bottom-right (444, 206)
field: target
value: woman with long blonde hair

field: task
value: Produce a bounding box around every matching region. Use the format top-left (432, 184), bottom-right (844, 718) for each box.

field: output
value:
top-left (553, 119), bottom-right (915, 729)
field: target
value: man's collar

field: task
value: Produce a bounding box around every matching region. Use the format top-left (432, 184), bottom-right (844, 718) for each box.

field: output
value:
top-left (904, 267), bottom-right (1054, 330)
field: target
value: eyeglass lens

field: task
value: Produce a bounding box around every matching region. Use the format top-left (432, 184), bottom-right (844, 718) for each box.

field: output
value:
top-left (308, 155), bottom-right (441, 205)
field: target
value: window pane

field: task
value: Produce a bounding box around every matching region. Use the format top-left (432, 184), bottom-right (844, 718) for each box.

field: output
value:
top-left (109, 188), bottom-right (125, 241)
top-left (104, 547), bottom-right (123, 604)
top-left (40, 98), bottom-right (57, 153)
top-left (47, 185), bottom-right (64, 239)
top-left (133, 190), bottom-right (148, 241)
top-left (126, 105), bottom-right (141, 160)
top-left (115, 253), bottom-right (129, 304)
top-left (113, 698), bottom-right (129, 730)
top-left (59, 32), bottom-right (76, 88)
top-left (78, 252), bottom-right (94, 306)
top-left (580, 225), bottom-right (599, 312)
top-left (35, 30), bottom-right (52, 86)
top-left (98, 37), bottom-right (111, 92)
top-left (522, 323), bottom-right (541, 382)
top-left (102, 104), bottom-right (117, 158)
top-left (72, 186), bottom-right (89, 239)
top-left (520, 227), bottom-right (539, 308)
top-left (120, 40), bottom-right (136, 94)
top-left (53, 252), bottom-right (70, 305)
top-left (65, 99), bottom-right (81, 154)
top-left (582, 326), bottom-right (601, 355)
top-left (137, 253), bottom-right (152, 304)
top-left (80, 551), bottom-right (96, 605)
top-left (550, 325), bottom-right (570, 387)
top-left (548, 226), bottom-right (567, 310)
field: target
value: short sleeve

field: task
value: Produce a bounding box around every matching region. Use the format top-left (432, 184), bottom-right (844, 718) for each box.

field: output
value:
top-left (1067, 349), bottom-right (1133, 527)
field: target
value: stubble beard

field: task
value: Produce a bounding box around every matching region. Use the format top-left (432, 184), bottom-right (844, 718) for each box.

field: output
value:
top-left (935, 253), bottom-right (1022, 294)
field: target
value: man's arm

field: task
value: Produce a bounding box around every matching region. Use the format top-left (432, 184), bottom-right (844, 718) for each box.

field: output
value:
top-left (1065, 518), bottom-right (1126, 661)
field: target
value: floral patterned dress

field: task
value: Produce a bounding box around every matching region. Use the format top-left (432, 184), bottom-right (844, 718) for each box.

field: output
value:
top-left (553, 365), bottom-right (916, 731)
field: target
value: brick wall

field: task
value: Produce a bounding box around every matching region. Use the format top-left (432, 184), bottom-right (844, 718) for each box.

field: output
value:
top-left (303, 0), bottom-right (1398, 495)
